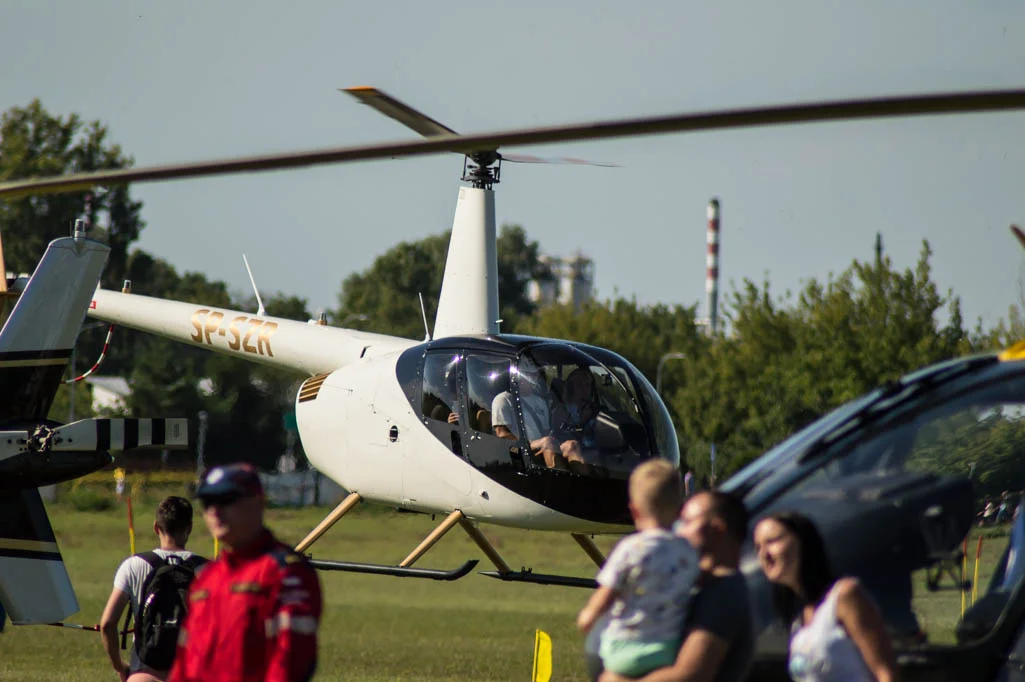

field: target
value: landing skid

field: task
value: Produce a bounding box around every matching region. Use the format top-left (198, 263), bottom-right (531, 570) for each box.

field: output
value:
top-left (309, 558), bottom-right (479, 581)
top-left (479, 570), bottom-right (597, 589)
top-left (294, 493), bottom-right (608, 586)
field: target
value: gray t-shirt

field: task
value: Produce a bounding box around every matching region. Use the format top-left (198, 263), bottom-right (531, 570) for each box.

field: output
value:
top-left (683, 571), bottom-right (754, 682)
top-left (113, 549), bottom-right (196, 672)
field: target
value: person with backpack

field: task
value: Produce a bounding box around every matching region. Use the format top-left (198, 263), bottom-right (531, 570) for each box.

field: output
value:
top-left (101, 495), bottom-right (208, 682)
top-left (167, 463), bottom-right (323, 682)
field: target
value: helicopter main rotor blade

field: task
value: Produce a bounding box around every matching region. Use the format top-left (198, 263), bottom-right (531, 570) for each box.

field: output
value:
top-left (344, 87), bottom-right (617, 166)
top-left (501, 153), bottom-right (620, 168)
top-left (343, 86), bottom-right (461, 140)
top-left (2, 88), bottom-right (1025, 200)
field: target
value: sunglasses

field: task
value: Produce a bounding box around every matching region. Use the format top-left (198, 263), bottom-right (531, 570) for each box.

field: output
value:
top-left (199, 493), bottom-right (245, 509)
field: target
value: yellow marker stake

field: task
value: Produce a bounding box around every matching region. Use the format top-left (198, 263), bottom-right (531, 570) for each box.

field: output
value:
top-left (126, 495), bottom-right (136, 555)
top-left (532, 629), bottom-right (552, 682)
top-left (214, 537), bottom-right (219, 560)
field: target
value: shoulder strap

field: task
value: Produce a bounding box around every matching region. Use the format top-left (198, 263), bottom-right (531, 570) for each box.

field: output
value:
top-left (136, 551), bottom-right (166, 570)
top-left (186, 554), bottom-right (209, 571)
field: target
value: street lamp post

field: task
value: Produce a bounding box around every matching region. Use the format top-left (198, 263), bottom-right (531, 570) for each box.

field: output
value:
top-left (656, 352), bottom-right (688, 396)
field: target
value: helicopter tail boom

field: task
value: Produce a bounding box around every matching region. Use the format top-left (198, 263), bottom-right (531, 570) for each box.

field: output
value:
top-left (87, 289), bottom-right (415, 376)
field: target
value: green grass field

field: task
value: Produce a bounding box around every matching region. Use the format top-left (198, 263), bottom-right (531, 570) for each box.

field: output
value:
top-left (0, 486), bottom-right (1010, 681)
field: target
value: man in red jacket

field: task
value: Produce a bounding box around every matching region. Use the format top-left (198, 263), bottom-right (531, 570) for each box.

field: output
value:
top-left (168, 463), bottom-right (323, 682)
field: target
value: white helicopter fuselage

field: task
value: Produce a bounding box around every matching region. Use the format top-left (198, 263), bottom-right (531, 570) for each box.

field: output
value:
top-left (89, 289), bottom-right (631, 533)
top-left (295, 350), bottom-right (631, 533)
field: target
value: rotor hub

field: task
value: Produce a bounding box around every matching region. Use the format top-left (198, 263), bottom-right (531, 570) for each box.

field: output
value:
top-left (462, 153), bottom-right (502, 190)
top-left (26, 424), bottom-right (57, 454)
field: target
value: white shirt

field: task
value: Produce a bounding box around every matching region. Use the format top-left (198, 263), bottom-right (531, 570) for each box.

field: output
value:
top-left (113, 549), bottom-right (195, 671)
top-left (491, 391), bottom-right (551, 441)
top-left (596, 528), bottom-right (699, 644)
top-left (788, 582), bottom-right (874, 682)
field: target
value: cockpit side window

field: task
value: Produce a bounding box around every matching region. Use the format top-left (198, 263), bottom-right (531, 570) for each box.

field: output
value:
top-left (465, 354), bottom-right (511, 435)
top-left (422, 353), bottom-right (462, 424)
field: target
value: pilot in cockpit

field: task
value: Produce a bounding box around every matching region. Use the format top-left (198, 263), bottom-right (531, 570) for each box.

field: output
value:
top-left (491, 358), bottom-right (587, 472)
top-left (553, 367), bottom-right (600, 448)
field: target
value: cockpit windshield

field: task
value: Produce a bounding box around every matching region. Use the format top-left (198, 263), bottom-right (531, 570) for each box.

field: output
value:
top-left (496, 343), bottom-right (670, 478)
top-left (414, 342), bottom-right (677, 480)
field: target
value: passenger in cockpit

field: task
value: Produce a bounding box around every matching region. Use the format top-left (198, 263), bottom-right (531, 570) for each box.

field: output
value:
top-left (492, 359), bottom-right (586, 471)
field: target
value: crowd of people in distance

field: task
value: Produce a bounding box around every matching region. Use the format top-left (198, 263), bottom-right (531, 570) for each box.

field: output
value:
top-left (978, 490), bottom-right (1023, 527)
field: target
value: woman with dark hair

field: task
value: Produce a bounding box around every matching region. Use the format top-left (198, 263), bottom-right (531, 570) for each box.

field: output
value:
top-left (753, 512), bottom-right (898, 682)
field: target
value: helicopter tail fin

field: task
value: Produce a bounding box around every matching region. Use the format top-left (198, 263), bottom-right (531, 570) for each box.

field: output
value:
top-left (0, 235), bottom-right (110, 420)
top-left (433, 187), bottom-right (500, 339)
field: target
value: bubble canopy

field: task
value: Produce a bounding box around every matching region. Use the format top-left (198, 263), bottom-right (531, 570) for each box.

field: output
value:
top-left (397, 335), bottom-right (679, 525)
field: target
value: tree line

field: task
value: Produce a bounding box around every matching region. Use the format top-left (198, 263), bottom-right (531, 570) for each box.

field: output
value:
top-left (2, 101), bottom-right (1019, 483)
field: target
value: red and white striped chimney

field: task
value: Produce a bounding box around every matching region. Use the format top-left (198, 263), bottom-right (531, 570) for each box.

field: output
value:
top-left (706, 198), bottom-right (720, 335)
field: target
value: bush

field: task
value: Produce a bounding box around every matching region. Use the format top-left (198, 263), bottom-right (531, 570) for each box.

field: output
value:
top-left (67, 486), bottom-right (115, 512)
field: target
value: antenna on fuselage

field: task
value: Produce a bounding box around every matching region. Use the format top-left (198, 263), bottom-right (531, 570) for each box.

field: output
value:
top-left (242, 253), bottom-right (266, 317)
top-left (418, 292), bottom-right (432, 341)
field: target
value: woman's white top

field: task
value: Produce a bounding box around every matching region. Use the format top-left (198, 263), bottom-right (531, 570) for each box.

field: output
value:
top-left (788, 582), bottom-right (875, 682)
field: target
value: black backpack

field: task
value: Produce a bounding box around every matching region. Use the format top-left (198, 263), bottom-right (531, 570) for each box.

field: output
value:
top-left (125, 552), bottom-right (207, 670)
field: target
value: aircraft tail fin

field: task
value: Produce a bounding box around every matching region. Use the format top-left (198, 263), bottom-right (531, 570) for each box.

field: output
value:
top-left (0, 236), bottom-right (110, 421)
top-left (0, 488), bottom-right (77, 624)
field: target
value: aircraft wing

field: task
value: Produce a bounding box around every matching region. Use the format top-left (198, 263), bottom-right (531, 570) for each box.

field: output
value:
top-left (0, 488), bottom-right (76, 624)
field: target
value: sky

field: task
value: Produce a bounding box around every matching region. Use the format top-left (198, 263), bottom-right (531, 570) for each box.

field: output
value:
top-left (2, 1), bottom-right (1024, 333)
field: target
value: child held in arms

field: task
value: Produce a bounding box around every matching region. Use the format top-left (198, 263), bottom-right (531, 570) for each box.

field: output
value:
top-left (577, 460), bottom-right (699, 678)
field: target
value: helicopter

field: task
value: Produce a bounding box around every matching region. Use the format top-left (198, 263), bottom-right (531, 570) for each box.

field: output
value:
top-left (716, 313), bottom-right (1025, 682)
top-left (0, 226), bottom-right (188, 624)
top-left (1, 86), bottom-right (1025, 603)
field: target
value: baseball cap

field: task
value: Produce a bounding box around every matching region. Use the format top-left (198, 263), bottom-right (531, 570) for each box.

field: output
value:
top-left (196, 463), bottom-right (264, 502)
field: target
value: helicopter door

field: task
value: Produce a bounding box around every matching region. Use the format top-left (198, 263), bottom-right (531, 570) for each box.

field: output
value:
top-left (412, 350), bottom-right (472, 501)
top-left (461, 352), bottom-right (524, 471)
top-left (420, 351), bottom-right (466, 457)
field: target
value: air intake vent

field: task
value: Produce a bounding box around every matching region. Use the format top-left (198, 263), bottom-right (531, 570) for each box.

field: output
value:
top-left (298, 372), bottom-right (330, 403)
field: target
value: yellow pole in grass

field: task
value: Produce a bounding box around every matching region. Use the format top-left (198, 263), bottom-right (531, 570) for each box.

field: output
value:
top-left (126, 494), bottom-right (136, 555)
top-left (213, 537), bottom-right (219, 559)
top-left (961, 537), bottom-right (968, 618)
top-left (972, 535), bottom-right (984, 605)
top-left (532, 629), bottom-right (552, 682)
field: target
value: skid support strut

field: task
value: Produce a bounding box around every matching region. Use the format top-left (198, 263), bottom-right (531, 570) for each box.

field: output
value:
top-left (400, 510), bottom-right (464, 567)
top-left (468, 524), bottom-right (599, 589)
top-left (300, 501), bottom-right (478, 581)
top-left (572, 533), bottom-right (606, 568)
top-left (295, 491), bottom-right (362, 553)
